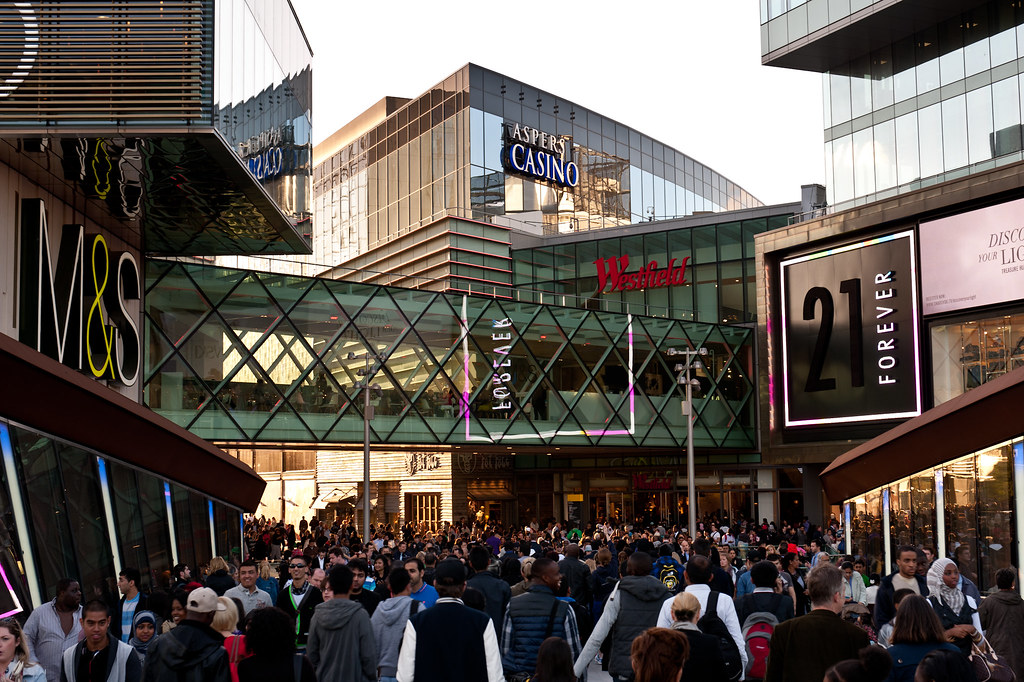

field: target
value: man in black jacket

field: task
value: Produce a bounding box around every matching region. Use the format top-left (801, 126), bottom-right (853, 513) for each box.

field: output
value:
top-left (140, 588), bottom-right (230, 682)
top-left (466, 545), bottom-right (511, 630)
top-left (735, 560), bottom-right (795, 626)
top-left (557, 544), bottom-right (592, 613)
top-left (276, 553), bottom-right (324, 648)
top-left (874, 545), bottom-right (928, 631)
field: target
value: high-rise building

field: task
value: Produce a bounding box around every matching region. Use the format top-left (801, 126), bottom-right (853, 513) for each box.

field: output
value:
top-left (758, 0), bottom-right (1024, 589)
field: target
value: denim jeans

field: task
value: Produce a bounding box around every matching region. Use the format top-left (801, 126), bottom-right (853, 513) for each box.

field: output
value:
top-left (380, 677), bottom-right (398, 682)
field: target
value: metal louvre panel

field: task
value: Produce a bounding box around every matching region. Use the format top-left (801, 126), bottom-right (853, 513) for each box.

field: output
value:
top-left (0, 1), bottom-right (211, 123)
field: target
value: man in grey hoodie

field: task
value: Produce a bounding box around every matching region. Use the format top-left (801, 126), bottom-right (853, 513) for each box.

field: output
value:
top-left (571, 551), bottom-right (670, 680)
top-left (371, 567), bottom-right (418, 682)
top-left (306, 565), bottom-right (377, 682)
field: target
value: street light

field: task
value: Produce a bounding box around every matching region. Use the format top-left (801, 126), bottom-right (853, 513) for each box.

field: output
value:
top-left (667, 346), bottom-right (707, 540)
top-left (348, 351), bottom-right (383, 543)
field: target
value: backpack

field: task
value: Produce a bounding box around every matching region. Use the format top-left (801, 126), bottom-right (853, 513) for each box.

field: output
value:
top-left (657, 560), bottom-right (681, 593)
top-left (741, 611), bottom-right (779, 680)
top-left (697, 591), bottom-right (743, 681)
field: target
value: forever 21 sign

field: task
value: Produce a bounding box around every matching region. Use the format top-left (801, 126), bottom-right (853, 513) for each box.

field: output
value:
top-left (779, 230), bottom-right (922, 427)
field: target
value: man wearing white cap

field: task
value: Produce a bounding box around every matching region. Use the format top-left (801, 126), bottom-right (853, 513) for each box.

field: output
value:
top-left (140, 587), bottom-right (231, 682)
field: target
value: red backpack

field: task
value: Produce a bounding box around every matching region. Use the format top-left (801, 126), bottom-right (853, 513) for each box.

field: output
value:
top-left (741, 611), bottom-right (779, 680)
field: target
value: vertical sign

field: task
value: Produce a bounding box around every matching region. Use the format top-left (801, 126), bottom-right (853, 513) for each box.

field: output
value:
top-left (779, 230), bottom-right (922, 427)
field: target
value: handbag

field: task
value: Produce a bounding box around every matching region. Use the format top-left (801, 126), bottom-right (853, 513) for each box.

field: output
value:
top-left (971, 639), bottom-right (1016, 682)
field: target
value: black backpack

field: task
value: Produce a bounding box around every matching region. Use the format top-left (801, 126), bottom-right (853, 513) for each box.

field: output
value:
top-left (697, 590), bottom-right (743, 681)
top-left (657, 560), bottom-right (681, 593)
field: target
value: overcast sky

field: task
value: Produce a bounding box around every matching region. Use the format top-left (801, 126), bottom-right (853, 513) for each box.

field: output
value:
top-left (290, 0), bottom-right (824, 207)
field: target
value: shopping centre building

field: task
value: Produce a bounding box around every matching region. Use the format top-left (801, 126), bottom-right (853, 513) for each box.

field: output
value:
top-left (759, 0), bottom-right (1024, 592)
top-left (192, 63), bottom-right (828, 533)
top-left (0, 0), bottom-right (311, 610)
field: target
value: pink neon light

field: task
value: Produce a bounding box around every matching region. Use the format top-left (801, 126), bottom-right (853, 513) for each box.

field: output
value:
top-left (0, 562), bottom-right (23, 618)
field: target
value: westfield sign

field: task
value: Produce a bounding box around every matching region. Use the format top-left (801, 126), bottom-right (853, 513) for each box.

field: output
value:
top-left (593, 255), bottom-right (690, 294)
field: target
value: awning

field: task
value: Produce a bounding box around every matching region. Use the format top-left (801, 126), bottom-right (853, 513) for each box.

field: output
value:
top-left (0, 333), bottom-right (265, 510)
top-left (467, 482), bottom-right (516, 501)
top-left (311, 487), bottom-right (353, 509)
top-left (820, 365), bottom-right (1024, 503)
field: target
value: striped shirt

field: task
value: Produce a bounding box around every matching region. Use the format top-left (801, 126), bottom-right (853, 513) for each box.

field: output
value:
top-left (23, 599), bottom-right (82, 682)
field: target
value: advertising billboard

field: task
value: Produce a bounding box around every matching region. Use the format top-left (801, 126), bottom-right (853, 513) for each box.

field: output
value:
top-left (779, 230), bottom-right (922, 427)
top-left (920, 197), bottom-right (1024, 316)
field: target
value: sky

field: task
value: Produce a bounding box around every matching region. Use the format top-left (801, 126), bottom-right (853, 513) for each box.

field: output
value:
top-left (289, 0), bottom-right (824, 207)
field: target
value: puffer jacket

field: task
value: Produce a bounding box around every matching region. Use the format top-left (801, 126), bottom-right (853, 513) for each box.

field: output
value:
top-left (502, 586), bottom-right (573, 675)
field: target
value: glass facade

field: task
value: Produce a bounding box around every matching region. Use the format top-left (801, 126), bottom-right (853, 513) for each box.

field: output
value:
top-left (213, 0), bottom-right (313, 224)
top-left (0, 419), bottom-right (243, 614)
top-left (820, 1), bottom-right (1024, 208)
top-left (760, 0), bottom-right (885, 52)
top-left (513, 213), bottom-right (791, 323)
top-left (144, 260), bottom-right (758, 450)
top-left (846, 438), bottom-right (1020, 594)
top-left (309, 65), bottom-right (761, 274)
top-left (931, 311), bottom-right (1024, 405)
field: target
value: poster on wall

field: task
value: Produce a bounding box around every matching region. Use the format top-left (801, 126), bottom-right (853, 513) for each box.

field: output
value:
top-left (920, 197), bottom-right (1024, 316)
top-left (779, 230), bottom-right (922, 427)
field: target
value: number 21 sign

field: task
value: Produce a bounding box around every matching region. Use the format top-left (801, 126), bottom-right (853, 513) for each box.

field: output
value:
top-left (779, 230), bottom-right (922, 427)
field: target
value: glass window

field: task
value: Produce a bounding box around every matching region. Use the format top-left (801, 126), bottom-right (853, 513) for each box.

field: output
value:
top-left (874, 120), bottom-right (897, 191)
top-left (850, 488), bottom-right (884, 577)
top-left (871, 46), bottom-right (894, 110)
top-left (109, 462), bottom-right (172, 590)
top-left (830, 73), bottom-right (852, 126)
top-left (943, 456), bottom-right (978, 588)
top-left (917, 28), bottom-right (941, 95)
top-left (942, 94), bottom-right (969, 171)
top-left (852, 127), bottom-right (876, 197)
top-left (717, 222), bottom-right (742, 261)
top-left (918, 103), bottom-right (944, 178)
top-left (975, 443), bottom-right (1015, 593)
top-left (967, 85), bottom-right (994, 165)
top-left (171, 485), bottom-right (196, 571)
top-left (59, 447), bottom-right (116, 600)
top-left (895, 111), bottom-right (920, 186)
top-left (892, 38), bottom-right (917, 103)
top-left (850, 56), bottom-right (872, 119)
top-left (832, 134), bottom-right (854, 204)
top-left (694, 263), bottom-right (718, 323)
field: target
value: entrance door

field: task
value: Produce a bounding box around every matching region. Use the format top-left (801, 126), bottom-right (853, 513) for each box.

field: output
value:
top-left (606, 493), bottom-right (633, 525)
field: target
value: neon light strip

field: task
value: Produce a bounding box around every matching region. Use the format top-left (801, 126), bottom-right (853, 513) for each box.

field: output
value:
top-left (780, 230), bottom-right (923, 427)
top-left (0, 424), bottom-right (31, 613)
top-left (464, 315), bottom-right (636, 441)
top-left (240, 513), bottom-right (247, 561)
top-left (96, 458), bottom-right (123, 583)
top-left (1013, 442), bottom-right (1024, 593)
top-left (164, 482), bottom-right (178, 566)
top-left (208, 500), bottom-right (217, 560)
top-left (935, 469), bottom-right (946, 561)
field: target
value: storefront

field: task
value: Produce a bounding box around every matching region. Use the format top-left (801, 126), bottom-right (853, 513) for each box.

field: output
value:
top-left (821, 367), bottom-right (1024, 593)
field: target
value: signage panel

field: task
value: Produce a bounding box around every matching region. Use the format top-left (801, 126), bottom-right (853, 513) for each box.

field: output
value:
top-left (920, 197), bottom-right (1024, 315)
top-left (501, 122), bottom-right (578, 188)
top-left (779, 231), bottom-right (922, 427)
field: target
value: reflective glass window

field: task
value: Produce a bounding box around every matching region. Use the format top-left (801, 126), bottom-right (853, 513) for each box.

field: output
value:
top-left (109, 462), bottom-right (173, 590)
top-left (832, 134), bottom-right (855, 204)
top-left (967, 85), bottom-right (994, 165)
top-left (852, 127), bottom-right (876, 197)
top-left (942, 94), bottom-right (969, 171)
top-left (892, 38), bottom-right (917, 103)
top-left (871, 46), bottom-right (894, 110)
top-left (975, 443), bottom-right (1015, 592)
top-left (918, 103), bottom-right (944, 178)
top-left (874, 120), bottom-right (897, 191)
top-left (850, 56), bottom-right (872, 120)
top-left (895, 111), bottom-right (920, 186)
top-left (830, 73), bottom-right (852, 126)
top-left (850, 489), bottom-right (884, 577)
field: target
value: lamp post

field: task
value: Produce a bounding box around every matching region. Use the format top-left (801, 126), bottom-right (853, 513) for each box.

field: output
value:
top-left (667, 346), bottom-right (707, 540)
top-left (348, 351), bottom-right (382, 543)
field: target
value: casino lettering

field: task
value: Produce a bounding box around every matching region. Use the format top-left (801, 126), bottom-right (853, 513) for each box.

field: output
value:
top-left (502, 122), bottom-right (579, 188)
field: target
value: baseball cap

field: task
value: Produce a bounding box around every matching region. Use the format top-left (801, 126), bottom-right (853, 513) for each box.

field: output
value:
top-left (434, 559), bottom-right (466, 585)
top-left (187, 587), bottom-right (226, 613)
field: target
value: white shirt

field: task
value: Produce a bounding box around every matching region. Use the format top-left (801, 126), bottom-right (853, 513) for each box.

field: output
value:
top-left (657, 584), bottom-right (748, 674)
top-left (24, 600), bottom-right (82, 682)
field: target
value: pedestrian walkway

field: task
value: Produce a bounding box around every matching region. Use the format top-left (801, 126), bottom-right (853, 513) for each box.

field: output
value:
top-left (587, 658), bottom-right (613, 681)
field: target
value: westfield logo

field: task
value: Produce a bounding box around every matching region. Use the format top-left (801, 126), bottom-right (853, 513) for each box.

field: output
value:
top-left (593, 255), bottom-right (689, 294)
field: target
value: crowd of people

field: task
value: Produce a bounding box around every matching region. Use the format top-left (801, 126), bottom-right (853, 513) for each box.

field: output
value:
top-left (5, 512), bottom-right (1023, 682)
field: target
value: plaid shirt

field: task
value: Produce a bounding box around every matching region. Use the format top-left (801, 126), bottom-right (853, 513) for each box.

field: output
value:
top-left (500, 588), bottom-right (582, 674)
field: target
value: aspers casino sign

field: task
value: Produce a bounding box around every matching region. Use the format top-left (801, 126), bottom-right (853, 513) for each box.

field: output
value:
top-left (502, 123), bottom-right (579, 188)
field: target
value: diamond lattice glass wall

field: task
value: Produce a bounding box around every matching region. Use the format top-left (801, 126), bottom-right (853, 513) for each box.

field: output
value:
top-left (144, 261), bottom-right (756, 449)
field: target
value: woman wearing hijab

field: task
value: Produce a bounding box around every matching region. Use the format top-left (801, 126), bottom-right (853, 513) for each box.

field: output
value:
top-left (926, 557), bottom-right (983, 656)
top-left (128, 610), bottom-right (159, 664)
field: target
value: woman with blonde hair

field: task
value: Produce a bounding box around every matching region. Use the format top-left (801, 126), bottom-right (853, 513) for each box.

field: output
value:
top-left (630, 627), bottom-right (689, 682)
top-left (669, 592), bottom-right (727, 679)
top-left (213, 597), bottom-right (248, 682)
top-left (206, 556), bottom-right (234, 596)
top-left (0, 618), bottom-right (44, 682)
top-left (256, 559), bottom-right (278, 604)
